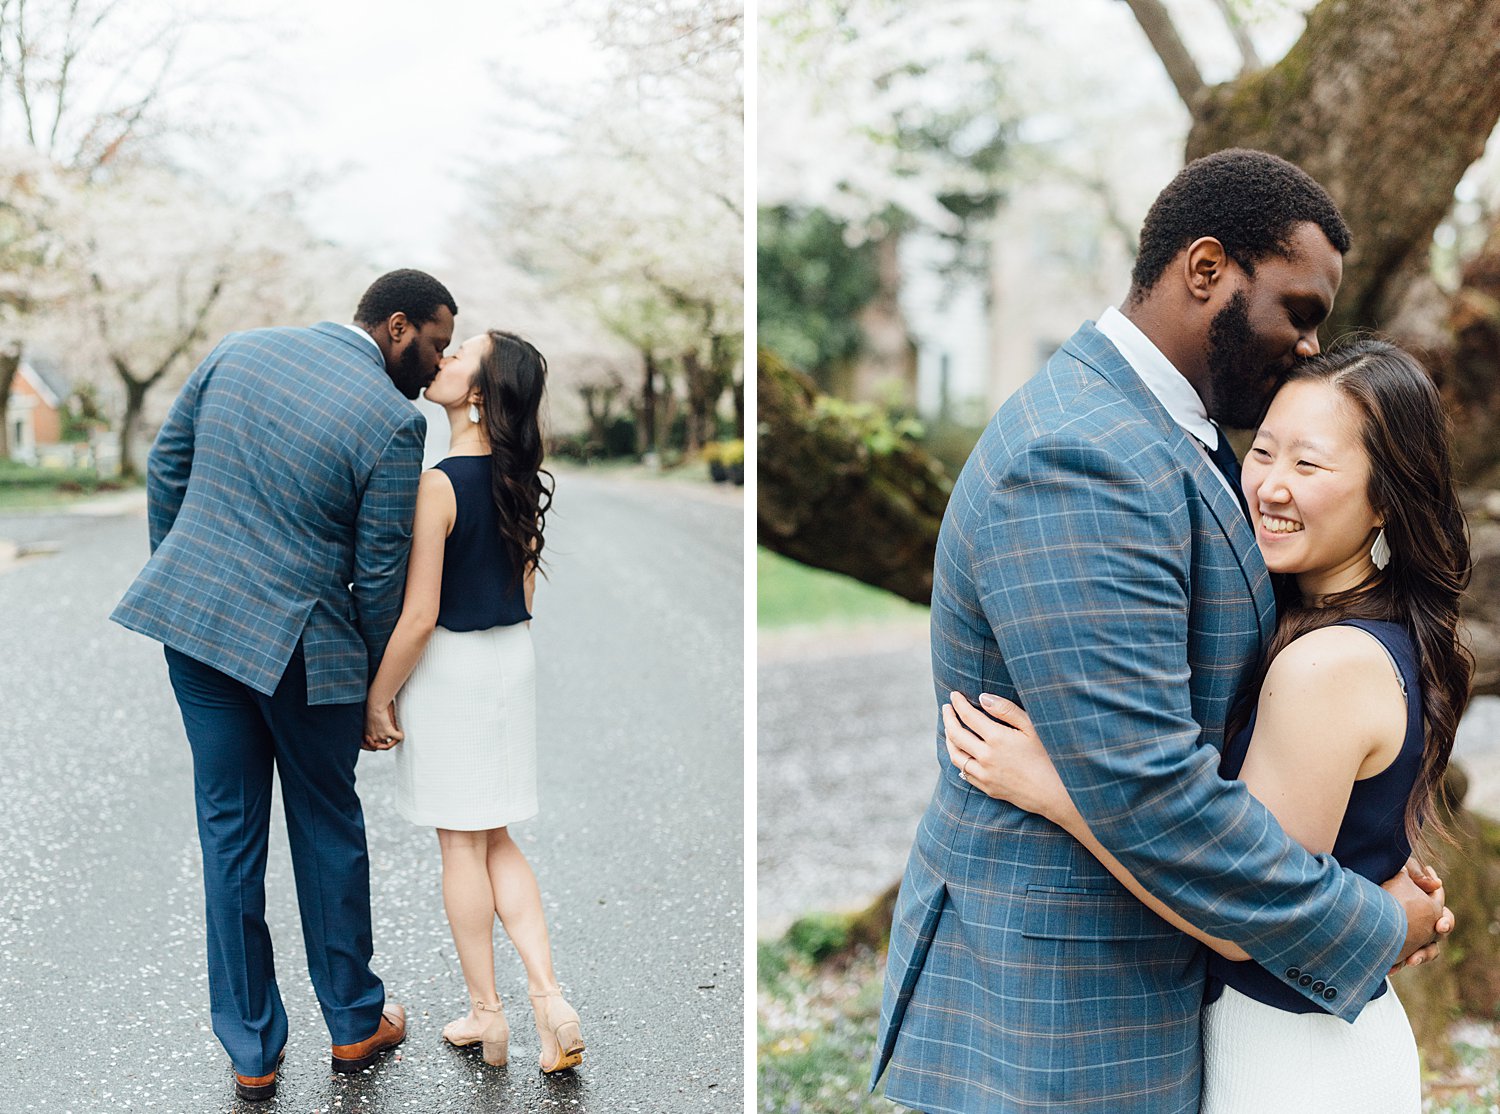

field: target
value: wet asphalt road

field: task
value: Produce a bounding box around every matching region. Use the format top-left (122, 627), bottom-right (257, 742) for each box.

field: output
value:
top-left (0, 469), bottom-right (744, 1113)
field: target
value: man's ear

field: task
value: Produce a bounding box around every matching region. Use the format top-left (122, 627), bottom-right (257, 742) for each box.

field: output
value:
top-left (387, 312), bottom-right (410, 343)
top-left (1183, 237), bottom-right (1229, 304)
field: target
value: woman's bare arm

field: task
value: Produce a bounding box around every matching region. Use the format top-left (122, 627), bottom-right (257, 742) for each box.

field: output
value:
top-left (945, 625), bottom-right (1405, 962)
top-left (363, 470), bottom-right (456, 742)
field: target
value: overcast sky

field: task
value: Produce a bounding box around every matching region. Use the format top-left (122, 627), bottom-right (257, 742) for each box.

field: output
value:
top-left (170, 0), bottom-right (603, 271)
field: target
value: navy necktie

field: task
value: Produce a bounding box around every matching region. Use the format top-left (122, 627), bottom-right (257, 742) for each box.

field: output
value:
top-left (1200, 427), bottom-right (1251, 522)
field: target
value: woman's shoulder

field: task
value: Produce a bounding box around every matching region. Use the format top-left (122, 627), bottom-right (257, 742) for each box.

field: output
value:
top-left (420, 465), bottom-right (457, 491)
top-left (416, 467), bottom-right (458, 525)
top-left (1263, 624), bottom-right (1407, 730)
top-left (1272, 623), bottom-right (1399, 679)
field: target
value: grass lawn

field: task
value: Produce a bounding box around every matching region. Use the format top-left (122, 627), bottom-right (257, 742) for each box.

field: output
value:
top-left (758, 933), bottom-right (901, 1114)
top-left (0, 462), bottom-right (131, 511)
top-left (758, 548), bottom-right (928, 631)
top-left (554, 456), bottom-right (727, 484)
top-left (0, 485), bottom-right (107, 510)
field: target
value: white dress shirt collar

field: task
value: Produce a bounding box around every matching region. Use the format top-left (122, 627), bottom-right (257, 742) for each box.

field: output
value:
top-left (1095, 306), bottom-right (1221, 450)
top-left (333, 321), bottom-right (383, 361)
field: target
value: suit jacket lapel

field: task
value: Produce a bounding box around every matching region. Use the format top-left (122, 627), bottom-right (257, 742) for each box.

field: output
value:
top-left (1062, 322), bottom-right (1277, 650)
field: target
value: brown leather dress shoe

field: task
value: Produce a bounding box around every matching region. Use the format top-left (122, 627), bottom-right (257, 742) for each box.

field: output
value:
top-left (234, 1050), bottom-right (285, 1102)
top-left (331, 1003), bottom-right (407, 1073)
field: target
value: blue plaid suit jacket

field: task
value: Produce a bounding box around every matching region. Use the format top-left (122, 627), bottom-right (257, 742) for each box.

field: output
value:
top-left (873, 323), bottom-right (1406, 1113)
top-left (111, 322), bottom-right (425, 706)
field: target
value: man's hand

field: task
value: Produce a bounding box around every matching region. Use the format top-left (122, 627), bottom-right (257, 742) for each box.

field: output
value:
top-left (1383, 857), bottom-right (1454, 973)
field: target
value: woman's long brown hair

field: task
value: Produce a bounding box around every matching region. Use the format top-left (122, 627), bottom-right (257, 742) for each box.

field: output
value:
top-left (473, 330), bottom-right (554, 587)
top-left (1228, 338), bottom-right (1472, 855)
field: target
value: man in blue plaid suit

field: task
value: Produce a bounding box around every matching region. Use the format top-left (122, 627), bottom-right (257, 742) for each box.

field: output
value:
top-left (873, 151), bottom-right (1449, 1112)
top-left (111, 269), bottom-right (457, 1102)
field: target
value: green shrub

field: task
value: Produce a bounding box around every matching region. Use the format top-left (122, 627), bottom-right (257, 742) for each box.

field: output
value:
top-left (785, 912), bottom-right (852, 964)
top-left (602, 415), bottom-right (638, 457)
top-left (0, 462), bottom-right (105, 490)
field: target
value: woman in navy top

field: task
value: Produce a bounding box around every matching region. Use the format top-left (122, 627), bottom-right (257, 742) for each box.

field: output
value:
top-left (944, 339), bottom-right (1471, 1111)
top-left (362, 330), bottom-right (585, 1075)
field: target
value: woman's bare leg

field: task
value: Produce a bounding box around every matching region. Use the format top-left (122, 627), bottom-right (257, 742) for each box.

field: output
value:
top-left (436, 828), bottom-right (506, 1047)
top-left (485, 827), bottom-right (582, 1070)
top-left (485, 827), bottom-right (559, 992)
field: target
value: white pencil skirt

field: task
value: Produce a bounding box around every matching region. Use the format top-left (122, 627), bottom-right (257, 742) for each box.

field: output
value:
top-left (394, 623), bottom-right (539, 830)
top-left (1201, 982), bottom-right (1420, 1114)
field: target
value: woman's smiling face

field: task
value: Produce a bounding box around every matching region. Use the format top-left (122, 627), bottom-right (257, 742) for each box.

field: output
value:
top-left (1240, 378), bottom-right (1384, 600)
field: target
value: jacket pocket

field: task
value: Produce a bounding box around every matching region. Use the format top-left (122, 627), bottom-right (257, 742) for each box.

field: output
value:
top-left (1020, 885), bottom-right (1178, 942)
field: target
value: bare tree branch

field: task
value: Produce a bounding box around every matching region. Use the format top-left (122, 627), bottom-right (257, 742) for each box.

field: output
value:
top-left (1207, 0), bottom-right (1262, 74)
top-left (14, 0), bottom-right (38, 146)
top-left (1120, 0), bottom-right (1206, 109)
top-left (145, 270), bottom-right (225, 386)
top-left (76, 33), bottom-right (182, 172)
top-left (89, 263), bottom-right (228, 387)
top-left (47, 0), bottom-right (124, 150)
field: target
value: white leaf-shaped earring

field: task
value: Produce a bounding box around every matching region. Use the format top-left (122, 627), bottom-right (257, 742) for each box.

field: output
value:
top-left (1370, 528), bottom-right (1391, 570)
top-left (468, 403), bottom-right (480, 425)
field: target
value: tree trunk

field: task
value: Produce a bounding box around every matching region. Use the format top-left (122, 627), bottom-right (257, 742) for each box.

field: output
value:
top-left (0, 343), bottom-right (20, 459)
top-left (580, 381), bottom-right (620, 448)
top-left (639, 349), bottom-right (659, 457)
top-left (655, 357), bottom-right (681, 453)
top-left (708, 330), bottom-right (743, 439)
top-left (117, 375), bottom-right (148, 480)
top-left (1387, 766), bottom-right (1500, 1071)
top-left (1433, 224), bottom-right (1500, 485)
top-left (757, 347), bottom-right (948, 604)
top-left (682, 348), bottom-right (713, 454)
top-left (849, 231), bottom-right (917, 407)
top-left (1182, 0), bottom-right (1500, 336)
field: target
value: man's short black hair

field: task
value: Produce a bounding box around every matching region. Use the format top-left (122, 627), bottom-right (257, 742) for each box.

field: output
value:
top-left (354, 269), bottom-right (458, 328)
top-left (1129, 148), bottom-right (1351, 297)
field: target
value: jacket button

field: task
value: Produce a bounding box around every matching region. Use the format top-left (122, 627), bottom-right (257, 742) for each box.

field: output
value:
top-left (1312, 981), bottom-right (1326, 993)
top-left (1285, 967), bottom-right (1301, 981)
top-left (1323, 987), bottom-right (1338, 1001)
top-left (1299, 975), bottom-right (1313, 987)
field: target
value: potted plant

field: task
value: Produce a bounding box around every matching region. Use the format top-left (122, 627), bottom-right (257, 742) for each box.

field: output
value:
top-left (705, 440), bottom-right (729, 482)
top-left (722, 439), bottom-right (744, 485)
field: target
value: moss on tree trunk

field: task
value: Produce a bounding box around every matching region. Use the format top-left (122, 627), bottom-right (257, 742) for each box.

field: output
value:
top-left (757, 347), bottom-right (948, 605)
top-left (1184, 0), bottom-right (1500, 336)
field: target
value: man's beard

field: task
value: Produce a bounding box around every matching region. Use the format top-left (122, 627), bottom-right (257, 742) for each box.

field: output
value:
top-left (1205, 290), bottom-right (1275, 429)
top-left (390, 340), bottom-right (431, 400)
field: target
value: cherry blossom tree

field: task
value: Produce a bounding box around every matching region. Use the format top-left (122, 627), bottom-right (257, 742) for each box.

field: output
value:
top-left (0, 0), bottom-right (263, 464)
top-left (25, 165), bottom-right (362, 476)
top-left (471, 0), bottom-right (744, 456)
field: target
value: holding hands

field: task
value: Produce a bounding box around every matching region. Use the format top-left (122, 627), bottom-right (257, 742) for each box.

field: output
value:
top-left (363, 698), bottom-right (403, 751)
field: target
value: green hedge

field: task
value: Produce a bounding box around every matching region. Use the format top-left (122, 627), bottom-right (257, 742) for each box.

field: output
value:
top-left (0, 461), bottom-right (116, 491)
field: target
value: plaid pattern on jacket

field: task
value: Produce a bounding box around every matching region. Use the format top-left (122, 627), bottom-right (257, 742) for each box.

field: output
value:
top-left (872, 322), bottom-right (1407, 1113)
top-left (111, 322), bottom-right (425, 705)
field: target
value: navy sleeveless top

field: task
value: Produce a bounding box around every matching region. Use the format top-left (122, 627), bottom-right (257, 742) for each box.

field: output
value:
top-left (1205, 619), bottom-right (1424, 1014)
top-left (433, 456), bottom-right (531, 631)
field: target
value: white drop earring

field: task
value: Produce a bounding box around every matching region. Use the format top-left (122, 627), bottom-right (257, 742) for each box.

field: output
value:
top-left (1370, 528), bottom-right (1391, 570)
top-left (468, 403), bottom-right (480, 425)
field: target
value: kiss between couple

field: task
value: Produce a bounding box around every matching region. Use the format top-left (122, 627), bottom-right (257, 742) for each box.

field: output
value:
top-left (110, 270), bottom-right (583, 1102)
top-left (874, 151), bottom-right (1470, 1113)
